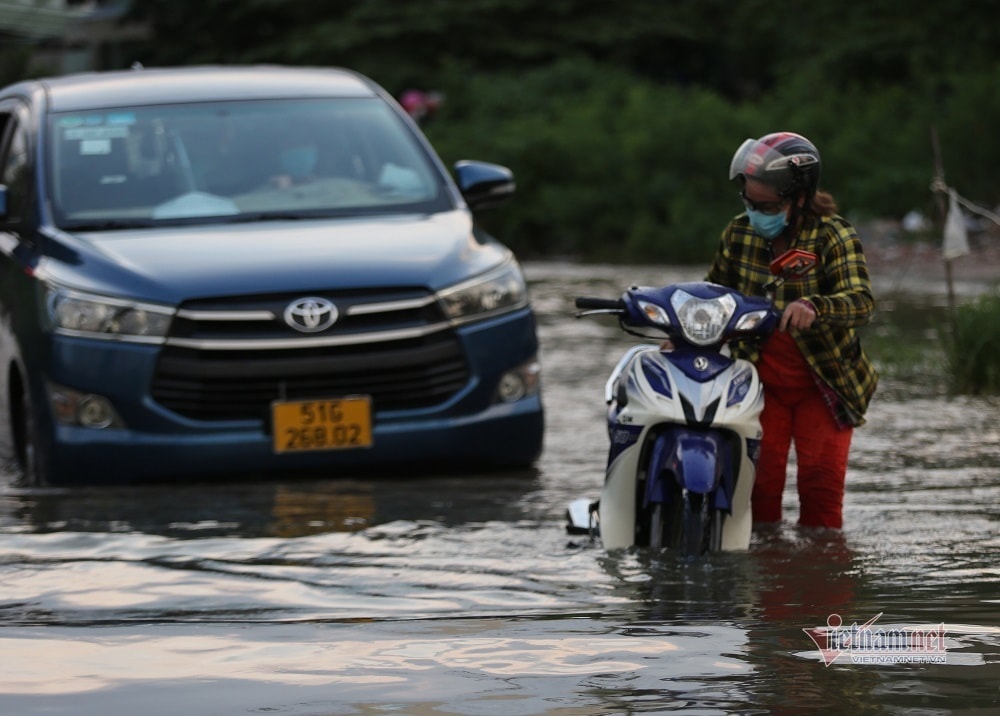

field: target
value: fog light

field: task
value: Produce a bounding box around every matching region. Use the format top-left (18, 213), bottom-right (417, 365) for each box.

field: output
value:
top-left (497, 372), bottom-right (527, 402)
top-left (495, 359), bottom-right (541, 404)
top-left (77, 395), bottom-right (115, 429)
top-left (47, 383), bottom-right (123, 429)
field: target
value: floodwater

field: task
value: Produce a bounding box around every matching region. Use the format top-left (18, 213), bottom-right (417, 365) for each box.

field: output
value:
top-left (1, 262), bottom-right (998, 715)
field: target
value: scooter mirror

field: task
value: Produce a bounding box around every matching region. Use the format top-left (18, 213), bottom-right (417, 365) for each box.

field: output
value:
top-left (770, 248), bottom-right (818, 278)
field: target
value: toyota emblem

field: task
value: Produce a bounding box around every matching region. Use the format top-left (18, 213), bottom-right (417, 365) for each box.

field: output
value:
top-left (284, 297), bottom-right (338, 333)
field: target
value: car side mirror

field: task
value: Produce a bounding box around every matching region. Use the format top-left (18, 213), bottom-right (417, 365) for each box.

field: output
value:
top-left (454, 160), bottom-right (515, 211)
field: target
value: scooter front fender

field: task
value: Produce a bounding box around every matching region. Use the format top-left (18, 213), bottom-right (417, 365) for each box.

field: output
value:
top-left (643, 429), bottom-right (722, 508)
top-left (674, 433), bottom-right (722, 495)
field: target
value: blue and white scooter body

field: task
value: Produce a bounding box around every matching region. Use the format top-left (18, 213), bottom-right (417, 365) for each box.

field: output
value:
top-left (598, 341), bottom-right (765, 550)
top-left (570, 251), bottom-right (816, 554)
top-left (570, 271), bottom-right (813, 554)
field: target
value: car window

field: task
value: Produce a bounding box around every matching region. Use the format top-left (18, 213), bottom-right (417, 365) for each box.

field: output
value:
top-left (48, 97), bottom-right (451, 227)
top-left (0, 116), bottom-right (29, 223)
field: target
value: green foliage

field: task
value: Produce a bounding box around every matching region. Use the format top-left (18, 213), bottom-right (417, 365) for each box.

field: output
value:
top-left (727, 0), bottom-right (999, 96)
top-left (864, 300), bottom-right (947, 385)
top-left (121, 0), bottom-right (735, 93)
top-left (859, 292), bottom-right (1000, 398)
top-left (425, 60), bottom-right (754, 263)
top-left (0, 43), bottom-right (32, 88)
top-left (43, 0), bottom-right (1000, 261)
top-left (926, 66), bottom-right (1000, 210)
top-left (763, 79), bottom-right (928, 219)
top-left (944, 293), bottom-right (1000, 394)
top-left (426, 58), bottom-right (1000, 262)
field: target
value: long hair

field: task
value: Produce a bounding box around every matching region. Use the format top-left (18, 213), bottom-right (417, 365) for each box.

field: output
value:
top-left (806, 189), bottom-right (838, 217)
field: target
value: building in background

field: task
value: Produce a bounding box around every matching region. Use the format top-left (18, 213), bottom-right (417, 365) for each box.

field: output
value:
top-left (0, 0), bottom-right (147, 79)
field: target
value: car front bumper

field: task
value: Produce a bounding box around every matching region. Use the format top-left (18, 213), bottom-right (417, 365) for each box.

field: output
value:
top-left (37, 310), bottom-right (544, 484)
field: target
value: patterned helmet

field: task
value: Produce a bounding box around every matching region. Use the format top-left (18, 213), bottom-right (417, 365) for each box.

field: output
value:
top-left (729, 132), bottom-right (821, 198)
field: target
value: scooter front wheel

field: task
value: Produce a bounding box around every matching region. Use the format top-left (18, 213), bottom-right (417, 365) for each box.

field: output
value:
top-left (642, 493), bottom-right (684, 550)
top-left (640, 490), bottom-right (724, 555)
top-left (681, 493), bottom-right (725, 556)
top-left (681, 493), bottom-right (707, 556)
top-left (648, 503), bottom-right (664, 550)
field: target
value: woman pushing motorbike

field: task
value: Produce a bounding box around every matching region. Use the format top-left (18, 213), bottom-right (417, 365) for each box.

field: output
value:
top-left (707, 131), bottom-right (878, 529)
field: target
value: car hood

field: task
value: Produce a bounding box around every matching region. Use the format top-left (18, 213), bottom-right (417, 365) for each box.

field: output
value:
top-left (43, 211), bottom-right (510, 304)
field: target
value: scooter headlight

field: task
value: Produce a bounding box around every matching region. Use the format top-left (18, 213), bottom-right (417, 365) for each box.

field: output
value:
top-left (670, 291), bottom-right (736, 346)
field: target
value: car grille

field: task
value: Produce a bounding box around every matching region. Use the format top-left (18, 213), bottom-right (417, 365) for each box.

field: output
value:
top-left (151, 288), bottom-right (469, 421)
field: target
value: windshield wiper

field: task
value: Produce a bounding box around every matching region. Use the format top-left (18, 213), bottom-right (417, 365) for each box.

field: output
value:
top-left (59, 219), bottom-right (157, 231)
top-left (223, 212), bottom-right (315, 223)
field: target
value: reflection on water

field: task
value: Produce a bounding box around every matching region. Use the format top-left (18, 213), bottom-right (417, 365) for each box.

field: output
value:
top-left (0, 261), bottom-right (998, 715)
top-left (1, 471), bottom-right (543, 539)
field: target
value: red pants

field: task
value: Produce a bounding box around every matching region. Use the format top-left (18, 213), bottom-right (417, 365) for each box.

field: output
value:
top-left (754, 332), bottom-right (853, 528)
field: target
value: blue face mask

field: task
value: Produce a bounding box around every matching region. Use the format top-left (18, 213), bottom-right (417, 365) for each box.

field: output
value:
top-left (745, 207), bottom-right (788, 239)
top-left (279, 145), bottom-right (318, 180)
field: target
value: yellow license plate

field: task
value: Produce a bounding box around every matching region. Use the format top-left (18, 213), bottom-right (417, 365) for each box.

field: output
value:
top-left (271, 396), bottom-right (373, 453)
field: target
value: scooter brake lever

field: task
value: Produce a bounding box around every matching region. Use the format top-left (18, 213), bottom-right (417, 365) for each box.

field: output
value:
top-left (575, 308), bottom-right (622, 319)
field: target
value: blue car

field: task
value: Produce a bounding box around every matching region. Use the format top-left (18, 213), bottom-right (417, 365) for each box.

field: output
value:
top-left (0, 65), bottom-right (543, 485)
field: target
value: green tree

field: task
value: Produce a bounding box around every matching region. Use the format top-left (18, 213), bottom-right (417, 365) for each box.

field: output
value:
top-left (113, 0), bottom-right (1000, 261)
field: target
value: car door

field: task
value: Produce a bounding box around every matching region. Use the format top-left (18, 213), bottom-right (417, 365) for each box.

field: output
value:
top-left (0, 95), bottom-right (39, 277)
top-left (0, 96), bottom-right (33, 223)
top-left (0, 97), bottom-right (36, 334)
top-left (0, 96), bottom-right (44, 467)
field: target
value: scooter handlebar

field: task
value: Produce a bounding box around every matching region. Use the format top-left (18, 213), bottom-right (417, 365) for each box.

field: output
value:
top-left (575, 296), bottom-right (623, 311)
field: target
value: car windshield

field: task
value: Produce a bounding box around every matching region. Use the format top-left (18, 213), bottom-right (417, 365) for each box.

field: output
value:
top-left (47, 97), bottom-right (450, 227)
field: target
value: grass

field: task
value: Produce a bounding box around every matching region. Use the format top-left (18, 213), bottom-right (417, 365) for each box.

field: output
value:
top-left (943, 292), bottom-right (1000, 394)
top-left (864, 290), bottom-right (1000, 395)
top-left (864, 295), bottom-right (949, 386)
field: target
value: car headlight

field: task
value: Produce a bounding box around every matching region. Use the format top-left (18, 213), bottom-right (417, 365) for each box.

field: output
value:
top-left (47, 287), bottom-right (173, 342)
top-left (438, 261), bottom-right (529, 323)
top-left (670, 290), bottom-right (736, 346)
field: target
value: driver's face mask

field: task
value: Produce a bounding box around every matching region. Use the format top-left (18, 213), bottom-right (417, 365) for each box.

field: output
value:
top-left (279, 145), bottom-right (318, 180)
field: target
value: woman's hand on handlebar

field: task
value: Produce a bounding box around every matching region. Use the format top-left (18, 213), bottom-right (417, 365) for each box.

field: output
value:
top-left (779, 299), bottom-right (817, 332)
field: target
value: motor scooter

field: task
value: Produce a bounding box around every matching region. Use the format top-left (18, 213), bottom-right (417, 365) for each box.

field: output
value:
top-left (566, 249), bottom-right (817, 556)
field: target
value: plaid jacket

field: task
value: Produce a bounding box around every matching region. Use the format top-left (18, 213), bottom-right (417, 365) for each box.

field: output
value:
top-left (707, 212), bottom-right (879, 427)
